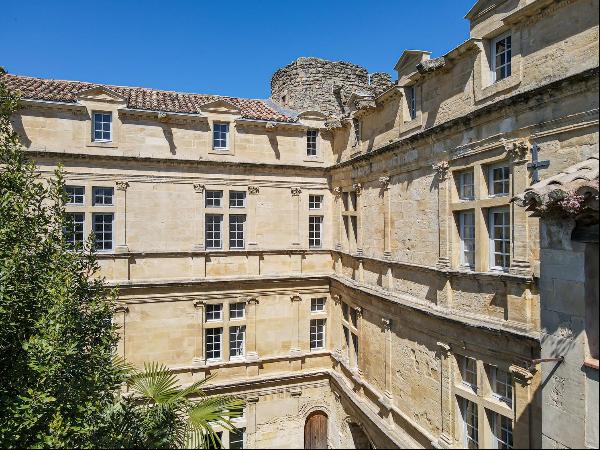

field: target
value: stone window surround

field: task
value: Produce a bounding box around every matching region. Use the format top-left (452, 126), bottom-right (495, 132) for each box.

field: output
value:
top-left (208, 118), bottom-right (237, 156)
top-left (202, 299), bottom-right (249, 364)
top-left (341, 188), bottom-right (360, 254)
top-left (340, 300), bottom-right (361, 371)
top-left (490, 32), bottom-right (513, 83)
top-left (202, 185), bottom-right (248, 251)
top-left (452, 352), bottom-right (516, 449)
top-left (398, 82), bottom-right (424, 137)
top-left (92, 111), bottom-right (113, 143)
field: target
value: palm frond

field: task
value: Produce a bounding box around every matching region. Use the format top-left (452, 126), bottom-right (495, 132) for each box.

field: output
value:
top-left (128, 362), bottom-right (181, 404)
top-left (187, 396), bottom-right (245, 432)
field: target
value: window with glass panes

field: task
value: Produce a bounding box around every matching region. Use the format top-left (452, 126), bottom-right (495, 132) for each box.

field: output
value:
top-left (462, 398), bottom-right (479, 449)
top-left (407, 85), bottom-right (417, 120)
top-left (229, 302), bottom-right (245, 320)
top-left (205, 304), bottom-right (223, 322)
top-left (213, 123), bottom-right (229, 149)
top-left (459, 211), bottom-right (476, 269)
top-left (65, 185), bottom-right (85, 205)
top-left (205, 328), bottom-right (223, 360)
top-left (206, 190), bottom-right (223, 208)
top-left (92, 213), bottom-right (113, 251)
top-left (309, 216), bottom-right (323, 248)
top-left (492, 413), bottom-right (513, 449)
top-left (93, 186), bottom-right (114, 205)
top-left (229, 191), bottom-right (246, 208)
top-left (229, 215), bottom-right (246, 249)
top-left (229, 428), bottom-right (245, 449)
top-left (492, 34), bottom-right (512, 82)
top-left (492, 367), bottom-right (513, 405)
top-left (461, 356), bottom-right (478, 390)
top-left (66, 213), bottom-right (85, 248)
top-left (489, 208), bottom-right (511, 270)
top-left (307, 129), bottom-right (318, 157)
top-left (93, 112), bottom-right (112, 142)
top-left (341, 303), bottom-right (360, 368)
top-left (488, 165), bottom-right (510, 197)
top-left (458, 170), bottom-right (475, 200)
top-left (205, 214), bottom-right (223, 249)
top-left (309, 194), bottom-right (323, 210)
top-left (311, 298), bottom-right (326, 313)
top-left (352, 118), bottom-right (361, 147)
top-left (310, 319), bottom-right (326, 350)
top-left (229, 325), bottom-right (246, 359)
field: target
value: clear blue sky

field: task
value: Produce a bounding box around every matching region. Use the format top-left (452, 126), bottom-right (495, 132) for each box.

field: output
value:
top-left (1, 0), bottom-right (475, 99)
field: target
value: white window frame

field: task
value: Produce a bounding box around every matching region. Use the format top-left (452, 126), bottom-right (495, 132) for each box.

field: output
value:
top-left (205, 303), bottom-right (223, 322)
top-left (229, 214), bottom-right (246, 249)
top-left (459, 211), bottom-right (476, 270)
top-left (205, 214), bottom-right (223, 250)
top-left (488, 164), bottom-right (511, 197)
top-left (205, 327), bottom-right (223, 361)
top-left (489, 207), bottom-right (511, 272)
top-left (229, 302), bottom-right (246, 320)
top-left (307, 129), bottom-right (319, 157)
top-left (205, 190), bottom-right (223, 208)
top-left (229, 191), bottom-right (246, 208)
top-left (229, 325), bottom-right (246, 360)
top-left (462, 356), bottom-right (478, 391)
top-left (309, 194), bottom-right (323, 210)
top-left (66, 212), bottom-right (85, 248)
top-left (462, 398), bottom-right (479, 449)
top-left (92, 186), bottom-right (114, 206)
top-left (491, 33), bottom-right (512, 83)
top-left (311, 298), bottom-right (326, 313)
top-left (492, 412), bottom-right (513, 449)
top-left (92, 111), bottom-right (112, 142)
top-left (309, 215), bottom-right (323, 249)
top-left (65, 185), bottom-right (85, 205)
top-left (458, 170), bottom-right (475, 201)
top-left (92, 212), bottom-right (113, 252)
top-left (492, 367), bottom-right (513, 406)
top-left (213, 122), bottom-right (230, 150)
top-left (310, 318), bottom-right (326, 350)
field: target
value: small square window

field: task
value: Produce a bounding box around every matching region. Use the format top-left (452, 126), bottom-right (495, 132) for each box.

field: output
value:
top-left (93, 112), bottom-right (112, 142)
top-left (229, 302), bottom-right (246, 320)
top-left (488, 165), bottom-right (510, 197)
top-left (205, 304), bottom-right (223, 322)
top-left (457, 170), bottom-right (475, 201)
top-left (307, 129), bottom-right (318, 157)
top-left (229, 191), bottom-right (246, 208)
top-left (205, 191), bottom-right (223, 208)
top-left (93, 187), bottom-right (114, 206)
top-left (213, 122), bottom-right (229, 150)
top-left (310, 319), bottom-right (326, 350)
top-left (65, 185), bottom-right (85, 205)
top-left (309, 195), bottom-right (323, 210)
top-left (311, 298), bottom-right (326, 313)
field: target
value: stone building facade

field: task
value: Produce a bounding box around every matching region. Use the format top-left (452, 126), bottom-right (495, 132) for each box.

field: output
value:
top-left (3, 0), bottom-right (599, 448)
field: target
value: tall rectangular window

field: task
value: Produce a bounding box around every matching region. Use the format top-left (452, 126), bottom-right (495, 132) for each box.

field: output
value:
top-left (311, 298), bottom-right (326, 313)
top-left (458, 170), bottom-right (475, 200)
top-left (352, 333), bottom-right (359, 367)
top-left (307, 129), bottom-right (318, 157)
top-left (489, 208), bottom-right (510, 271)
top-left (65, 212), bottom-right (85, 248)
top-left (459, 211), bottom-right (476, 270)
top-left (205, 304), bottom-right (223, 322)
top-left (309, 194), bottom-right (323, 210)
top-left (352, 118), bottom-right (361, 147)
top-left (92, 213), bottom-right (113, 251)
top-left (461, 356), bottom-right (478, 390)
top-left (229, 191), bottom-right (246, 208)
top-left (93, 186), bottom-right (114, 206)
top-left (230, 428), bottom-right (245, 449)
top-left (488, 165), bottom-right (510, 197)
top-left (93, 112), bottom-right (112, 142)
top-left (461, 398), bottom-right (479, 449)
top-left (492, 34), bottom-right (512, 82)
top-left (229, 215), bottom-right (246, 249)
top-left (205, 214), bottom-right (223, 249)
top-left (205, 190), bottom-right (223, 208)
top-left (343, 326), bottom-right (350, 359)
top-left (213, 122), bottom-right (229, 150)
top-left (309, 216), bottom-right (323, 248)
top-left (492, 367), bottom-right (513, 406)
top-left (407, 85), bottom-right (417, 120)
top-left (229, 325), bottom-right (246, 359)
top-left (492, 413), bottom-right (513, 449)
top-left (205, 328), bottom-right (223, 361)
top-left (229, 302), bottom-right (246, 320)
top-left (65, 185), bottom-right (85, 205)
top-left (310, 319), bottom-right (326, 350)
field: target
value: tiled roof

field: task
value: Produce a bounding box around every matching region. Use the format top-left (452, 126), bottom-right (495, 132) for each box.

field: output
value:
top-left (1, 73), bottom-right (297, 123)
top-left (513, 154), bottom-right (599, 216)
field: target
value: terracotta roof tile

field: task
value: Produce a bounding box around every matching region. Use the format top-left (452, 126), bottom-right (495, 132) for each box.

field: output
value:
top-left (1, 73), bottom-right (297, 123)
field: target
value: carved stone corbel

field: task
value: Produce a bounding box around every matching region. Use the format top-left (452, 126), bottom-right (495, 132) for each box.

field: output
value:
top-left (116, 181), bottom-right (130, 191)
top-left (504, 139), bottom-right (530, 162)
top-left (114, 304), bottom-right (129, 314)
top-left (353, 182), bottom-right (363, 196)
top-left (291, 187), bottom-right (302, 197)
top-left (333, 187), bottom-right (342, 198)
top-left (379, 176), bottom-right (390, 190)
top-left (509, 364), bottom-right (534, 386)
top-left (193, 183), bottom-right (205, 194)
top-left (381, 318), bottom-right (392, 331)
top-left (248, 186), bottom-right (260, 195)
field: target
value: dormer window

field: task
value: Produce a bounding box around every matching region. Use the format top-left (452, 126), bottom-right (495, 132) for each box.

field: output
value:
top-left (93, 112), bottom-right (112, 142)
top-left (406, 85), bottom-right (417, 120)
top-left (213, 122), bottom-right (230, 150)
top-left (491, 34), bottom-right (512, 82)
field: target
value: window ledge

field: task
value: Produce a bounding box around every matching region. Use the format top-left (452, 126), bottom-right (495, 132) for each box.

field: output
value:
top-left (87, 142), bottom-right (118, 149)
top-left (476, 76), bottom-right (521, 103)
top-left (584, 358), bottom-right (599, 370)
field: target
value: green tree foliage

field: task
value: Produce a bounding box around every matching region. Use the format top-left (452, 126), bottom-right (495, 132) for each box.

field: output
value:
top-left (0, 68), bottom-right (244, 448)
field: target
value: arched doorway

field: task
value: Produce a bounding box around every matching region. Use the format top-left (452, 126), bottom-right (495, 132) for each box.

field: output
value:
top-left (304, 411), bottom-right (328, 449)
